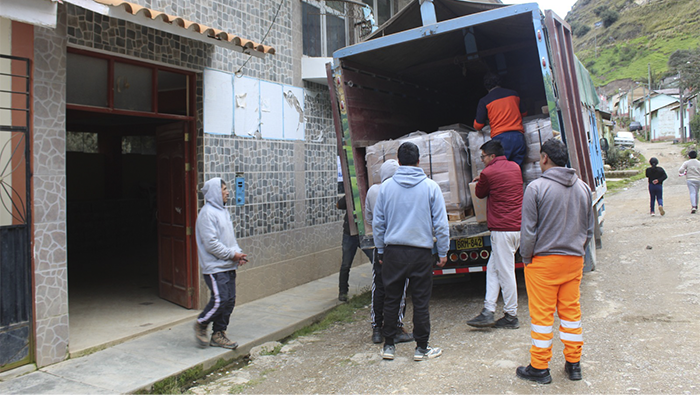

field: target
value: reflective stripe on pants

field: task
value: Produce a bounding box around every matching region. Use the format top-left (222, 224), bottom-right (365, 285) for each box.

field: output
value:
top-left (524, 255), bottom-right (584, 369)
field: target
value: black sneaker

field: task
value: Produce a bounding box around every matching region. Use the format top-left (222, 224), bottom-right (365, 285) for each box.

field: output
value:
top-left (467, 308), bottom-right (495, 328)
top-left (372, 327), bottom-right (383, 344)
top-left (338, 293), bottom-right (348, 302)
top-left (381, 344), bottom-right (395, 360)
top-left (516, 364), bottom-right (552, 384)
top-left (565, 361), bottom-right (582, 381)
top-left (494, 313), bottom-right (520, 329)
top-left (395, 328), bottom-right (414, 343)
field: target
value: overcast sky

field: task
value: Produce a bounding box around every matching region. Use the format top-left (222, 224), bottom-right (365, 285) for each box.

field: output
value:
top-left (503, 0), bottom-right (577, 19)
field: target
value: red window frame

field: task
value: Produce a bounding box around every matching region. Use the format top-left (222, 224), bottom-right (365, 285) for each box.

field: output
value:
top-left (66, 47), bottom-right (196, 121)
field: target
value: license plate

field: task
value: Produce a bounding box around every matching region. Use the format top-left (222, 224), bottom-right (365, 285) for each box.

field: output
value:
top-left (456, 237), bottom-right (483, 250)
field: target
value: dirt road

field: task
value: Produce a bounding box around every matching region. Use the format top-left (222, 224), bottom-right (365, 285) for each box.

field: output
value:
top-left (191, 141), bottom-right (700, 394)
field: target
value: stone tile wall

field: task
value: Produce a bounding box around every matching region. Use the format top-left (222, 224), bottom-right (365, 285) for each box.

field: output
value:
top-left (33, 7), bottom-right (69, 367)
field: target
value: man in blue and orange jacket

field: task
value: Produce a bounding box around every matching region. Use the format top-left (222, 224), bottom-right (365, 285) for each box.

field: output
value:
top-left (473, 73), bottom-right (527, 166)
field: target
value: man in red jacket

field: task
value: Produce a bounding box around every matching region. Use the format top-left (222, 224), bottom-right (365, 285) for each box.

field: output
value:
top-left (467, 140), bottom-right (523, 329)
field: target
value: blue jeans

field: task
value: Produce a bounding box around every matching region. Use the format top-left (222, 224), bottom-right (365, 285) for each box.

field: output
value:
top-left (649, 183), bottom-right (663, 213)
top-left (339, 233), bottom-right (372, 295)
top-left (492, 131), bottom-right (527, 165)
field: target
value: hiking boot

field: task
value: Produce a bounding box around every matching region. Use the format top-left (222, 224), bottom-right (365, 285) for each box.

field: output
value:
top-left (467, 308), bottom-right (495, 328)
top-left (516, 364), bottom-right (552, 384)
top-left (372, 327), bottom-right (383, 344)
top-left (395, 328), bottom-right (414, 343)
top-left (194, 321), bottom-right (208, 348)
top-left (414, 346), bottom-right (442, 361)
top-left (565, 361), bottom-right (582, 381)
top-left (338, 293), bottom-right (348, 302)
top-left (659, 206), bottom-right (665, 216)
top-left (381, 344), bottom-right (395, 360)
top-left (494, 313), bottom-right (520, 329)
top-left (210, 331), bottom-right (238, 349)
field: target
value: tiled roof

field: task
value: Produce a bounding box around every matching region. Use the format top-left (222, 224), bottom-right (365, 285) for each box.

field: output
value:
top-left (93, 0), bottom-right (275, 55)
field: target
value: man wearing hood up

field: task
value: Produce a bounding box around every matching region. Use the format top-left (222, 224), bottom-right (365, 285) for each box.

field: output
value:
top-left (194, 178), bottom-right (247, 349)
top-left (364, 159), bottom-right (413, 345)
top-left (516, 139), bottom-right (594, 384)
top-left (373, 142), bottom-right (449, 362)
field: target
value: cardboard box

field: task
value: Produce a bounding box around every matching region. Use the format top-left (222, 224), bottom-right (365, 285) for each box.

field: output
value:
top-left (469, 181), bottom-right (487, 223)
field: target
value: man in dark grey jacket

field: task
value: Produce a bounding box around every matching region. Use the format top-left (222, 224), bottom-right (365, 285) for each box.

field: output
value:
top-left (516, 139), bottom-right (595, 385)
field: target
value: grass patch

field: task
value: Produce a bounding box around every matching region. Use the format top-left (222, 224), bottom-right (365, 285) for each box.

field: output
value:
top-left (606, 152), bottom-right (647, 193)
top-left (259, 344), bottom-right (283, 356)
top-left (287, 290), bottom-right (371, 340)
top-left (141, 365), bottom-right (203, 394)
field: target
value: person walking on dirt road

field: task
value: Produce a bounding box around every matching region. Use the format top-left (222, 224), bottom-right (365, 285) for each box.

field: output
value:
top-left (373, 141), bottom-right (449, 362)
top-left (646, 157), bottom-right (668, 216)
top-left (679, 150), bottom-right (700, 214)
top-left (466, 140), bottom-right (523, 330)
top-left (517, 139), bottom-right (595, 384)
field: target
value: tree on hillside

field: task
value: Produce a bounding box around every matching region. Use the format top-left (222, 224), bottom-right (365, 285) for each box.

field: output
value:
top-left (601, 9), bottom-right (619, 28)
top-left (668, 48), bottom-right (700, 94)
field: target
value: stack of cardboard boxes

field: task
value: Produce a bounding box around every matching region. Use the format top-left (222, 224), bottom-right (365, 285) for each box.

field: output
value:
top-left (365, 130), bottom-right (472, 217)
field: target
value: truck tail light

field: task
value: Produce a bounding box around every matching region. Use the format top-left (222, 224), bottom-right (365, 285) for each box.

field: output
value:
top-left (470, 251), bottom-right (479, 260)
top-left (449, 253), bottom-right (458, 262)
top-left (459, 252), bottom-right (468, 261)
top-left (480, 250), bottom-right (490, 259)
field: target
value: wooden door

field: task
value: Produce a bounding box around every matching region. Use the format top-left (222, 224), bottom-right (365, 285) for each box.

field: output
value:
top-left (156, 122), bottom-right (194, 308)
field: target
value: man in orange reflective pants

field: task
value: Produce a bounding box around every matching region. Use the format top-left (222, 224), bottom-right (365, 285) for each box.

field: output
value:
top-left (517, 139), bottom-right (595, 384)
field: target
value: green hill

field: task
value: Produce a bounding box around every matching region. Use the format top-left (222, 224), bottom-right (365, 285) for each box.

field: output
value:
top-left (568, 0), bottom-right (700, 88)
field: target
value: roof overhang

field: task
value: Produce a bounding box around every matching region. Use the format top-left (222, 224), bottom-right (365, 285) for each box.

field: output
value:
top-left (0, 0), bottom-right (59, 28)
top-left (64, 0), bottom-right (275, 58)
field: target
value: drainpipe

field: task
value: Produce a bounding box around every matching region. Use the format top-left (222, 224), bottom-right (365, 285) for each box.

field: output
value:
top-left (419, 0), bottom-right (437, 26)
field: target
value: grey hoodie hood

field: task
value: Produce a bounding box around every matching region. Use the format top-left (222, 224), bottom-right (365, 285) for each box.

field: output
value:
top-left (380, 159), bottom-right (399, 182)
top-left (392, 166), bottom-right (427, 188)
top-left (541, 166), bottom-right (578, 187)
top-left (196, 177), bottom-right (242, 275)
top-left (202, 177), bottom-right (225, 209)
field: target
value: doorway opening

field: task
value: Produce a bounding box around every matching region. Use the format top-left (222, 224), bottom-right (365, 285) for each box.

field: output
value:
top-left (65, 49), bottom-right (198, 356)
top-left (66, 111), bottom-right (196, 355)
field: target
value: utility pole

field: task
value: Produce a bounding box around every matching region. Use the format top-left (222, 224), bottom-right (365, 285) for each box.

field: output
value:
top-left (680, 73), bottom-right (685, 143)
top-left (647, 63), bottom-right (652, 141)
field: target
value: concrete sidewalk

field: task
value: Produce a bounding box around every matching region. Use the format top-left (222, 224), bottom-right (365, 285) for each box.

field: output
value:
top-left (0, 263), bottom-right (373, 394)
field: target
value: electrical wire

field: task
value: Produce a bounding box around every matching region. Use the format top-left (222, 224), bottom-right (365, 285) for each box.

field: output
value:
top-left (236, 0), bottom-right (285, 76)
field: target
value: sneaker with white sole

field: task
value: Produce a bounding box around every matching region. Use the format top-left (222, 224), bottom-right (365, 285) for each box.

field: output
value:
top-left (381, 344), bottom-right (396, 360)
top-left (414, 346), bottom-right (442, 361)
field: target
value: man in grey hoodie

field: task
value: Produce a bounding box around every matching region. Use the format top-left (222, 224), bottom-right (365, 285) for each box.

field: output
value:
top-left (516, 139), bottom-right (594, 384)
top-left (373, 142), bottom-right (449, 361)
top-left (194, 178), bottom-right (248, 349)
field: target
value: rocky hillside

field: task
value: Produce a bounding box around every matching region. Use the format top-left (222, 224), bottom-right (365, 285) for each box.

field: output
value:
top-left (567, 0), bottom-right (700, 91)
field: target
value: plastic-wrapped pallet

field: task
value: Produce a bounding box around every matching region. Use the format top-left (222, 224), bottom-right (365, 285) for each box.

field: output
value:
top-left (424, 130), bottom-right (472, 211)
top-left (467, 127), bottom-right (491, 179)
top-left (523, 161), bottom-right (543, 190)
top-left (365, 130), bottom-right (472, 212)
top-left (365, 132), bottom-right (428, 186)
top-left (523, 115), bottom-right (554, 149)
